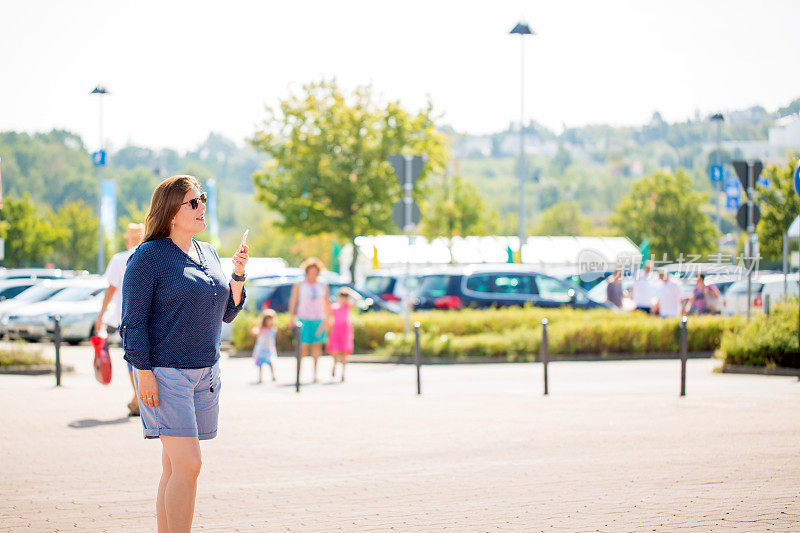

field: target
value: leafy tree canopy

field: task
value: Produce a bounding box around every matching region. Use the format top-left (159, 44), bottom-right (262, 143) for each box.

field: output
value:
top-left (250, 79), bottom-right (449, 278)
top-left (610, 169), bottom-right (718, 260)
top-left (755, 157), bottom-right (799, 261)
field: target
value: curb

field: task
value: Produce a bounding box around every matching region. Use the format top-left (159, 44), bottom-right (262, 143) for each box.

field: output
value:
top-left (0, 364), bottom-right (75, 375)
top-left (720, 364), bottom-right (800, 377)
top-left (349, 352), bottom-right (715, 365)
top-left (227, 351), bottom-right (714, 364)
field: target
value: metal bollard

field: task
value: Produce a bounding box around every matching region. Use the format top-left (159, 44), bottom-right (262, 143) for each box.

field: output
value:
top-left (679, 315), bottom-right (688, 397)
top-left (414, 321), bottom-right (422, 395)
top-left (295, 322), bottom-right (302, 393)
top-left (541, 318), bottom-right (549, 396)
top-left (53, 315), bottom-right (62, 387)
top-left (764, 294), bottom-right (770, 317)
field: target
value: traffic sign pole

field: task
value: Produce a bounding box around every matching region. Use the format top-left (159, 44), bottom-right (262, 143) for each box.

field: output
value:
top-left (746, 162), bottom-right (754, 321)
top-left (404, 154), bottom-right (413, 336)
top-left (794, 162), bottom-right (800, 352)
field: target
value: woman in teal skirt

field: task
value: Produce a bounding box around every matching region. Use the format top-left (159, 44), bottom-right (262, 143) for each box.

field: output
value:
top-left (288, 257), bottom-right (331, 383)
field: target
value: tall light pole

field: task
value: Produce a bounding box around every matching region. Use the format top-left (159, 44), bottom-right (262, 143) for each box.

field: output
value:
top-left (711, 113), bottom-right (724, 252)
top-left (510, 20), bottom-right (533, 262)
top-left (90, 85), bottom-right (109, 274)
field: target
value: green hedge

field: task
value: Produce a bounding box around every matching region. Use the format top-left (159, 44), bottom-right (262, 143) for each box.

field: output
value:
top-left (232, 307), bottom-right (744, 360)
top-left (718, 301), bottom-right (800, 368)
top-left (0, 341), bottom-right (48, 366)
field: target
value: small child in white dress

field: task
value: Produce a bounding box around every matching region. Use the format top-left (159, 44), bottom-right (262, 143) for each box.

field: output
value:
top-left (250, 309), bottom-right (278, 383)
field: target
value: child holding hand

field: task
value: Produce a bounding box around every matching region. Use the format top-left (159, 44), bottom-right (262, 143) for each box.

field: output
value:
top-left (251, 309), bottom-right (278, 383)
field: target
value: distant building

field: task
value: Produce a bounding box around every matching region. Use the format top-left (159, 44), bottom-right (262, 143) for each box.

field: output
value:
top-left (768, 114), bottom-right (800, 148)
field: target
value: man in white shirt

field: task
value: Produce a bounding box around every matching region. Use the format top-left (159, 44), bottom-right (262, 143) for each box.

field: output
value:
top-left (632, 261), bottom-right (655, 313)
top-left (655, 269), bottom-right (683, 318)
top-left (94, 223), bottom-right (144, 416)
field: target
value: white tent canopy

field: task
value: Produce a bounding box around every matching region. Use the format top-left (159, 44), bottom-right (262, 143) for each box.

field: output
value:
top-left (339, 235), bottom-right (642, 283)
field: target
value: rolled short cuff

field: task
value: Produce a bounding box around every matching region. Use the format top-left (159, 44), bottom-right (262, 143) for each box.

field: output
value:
top-left (144, 427), bottom-right (198, 439)
top-left (198, 430), bottom-right (217, 441)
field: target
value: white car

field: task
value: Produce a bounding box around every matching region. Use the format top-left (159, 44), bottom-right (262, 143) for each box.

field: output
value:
top-left (0, 278), bottom-right (42, 302)
top-left (4, 278), bottom-right (108, 343)
top-left (722, 273), bottom-right (799, 315)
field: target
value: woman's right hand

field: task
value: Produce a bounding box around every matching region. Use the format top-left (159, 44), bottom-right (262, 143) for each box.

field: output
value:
top-left (136, 369), bottom-right (159, 407)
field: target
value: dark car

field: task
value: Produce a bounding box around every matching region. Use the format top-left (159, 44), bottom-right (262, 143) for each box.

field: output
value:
top-left (246, 277), bottom-right (400, 314)
top-left (412, 266), bottom-right (608, 310)
top-left (359, 270), bottom-right (420, 303)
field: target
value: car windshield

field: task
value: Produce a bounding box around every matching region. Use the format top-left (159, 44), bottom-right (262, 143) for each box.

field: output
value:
top-left (417, 275), bottom-right (451, 298)
top-left (47, 286), bottom-right (104, 302)
top-left (364, 277), bottom-right (393, 295)
top-left (13, 285), bottom-right (64, 303)
top-left (0, 285), bottom-right (33, 301)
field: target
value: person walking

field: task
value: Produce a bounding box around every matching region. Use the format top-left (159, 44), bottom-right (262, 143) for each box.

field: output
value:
top-left (287, 257), bottom-right (330, 383)
top-left (94, 222), bottom-right (144, 416)
top-left (654, 270), bottom-right (682, 318)
top-left (121, 175), bottom-right (248, 533)
top-left (684, 273), bottom-right (720, 315)
top-left (327, 287), bottom-right (358, 382)
top-left (250, 309), bottom-right (278, 383)
top-left (606, 269), bottom-right (624, 309)
top-left (632, 261), bottom-right (655, 313)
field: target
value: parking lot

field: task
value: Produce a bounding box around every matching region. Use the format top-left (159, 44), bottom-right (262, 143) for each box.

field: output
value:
top-left (2, 343), bottom-right (799, 531)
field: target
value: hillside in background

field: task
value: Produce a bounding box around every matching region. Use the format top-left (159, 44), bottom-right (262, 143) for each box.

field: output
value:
top-left (1, 97), bottom-right (798, 253)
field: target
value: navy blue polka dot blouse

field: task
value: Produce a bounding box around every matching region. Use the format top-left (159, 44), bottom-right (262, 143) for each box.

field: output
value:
top-left (121, 238), bottom-right (246, 371)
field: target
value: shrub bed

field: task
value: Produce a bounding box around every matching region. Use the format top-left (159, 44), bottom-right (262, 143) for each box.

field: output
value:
top-left (718, 301), bottom-right (800, 368)
top-left (233, 307), bottom-right (744, 360)
top-left (0, 342), bottom-right (49, 366)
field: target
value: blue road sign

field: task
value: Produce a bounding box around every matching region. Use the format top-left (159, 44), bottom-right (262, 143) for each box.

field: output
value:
top-left (92, 150), bottom-right (106, 166)
top-left (709, 165), bottom-right (723, 182)
top-left (757, 175), bottom-right (770, 188)
top-left (794, 163), bottom-right (800, 198)
top-left (725, 169), bottom-right (740, 211)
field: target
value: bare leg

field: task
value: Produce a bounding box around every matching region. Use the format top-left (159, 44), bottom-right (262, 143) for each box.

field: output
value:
top-left (160, 436), bottom-right (202, 533)
top-left (257, 365), bottom-right (263, 384)
top-left (311, 343), bottom-right (322, 382)
top-left (269, 363), bottom-right (276, 381)
top-left (331, 353), bottom-right (338, 377)
top-left (157, 446), bottom-right (172, 533)
top-left (341, 353), bottom-right (348, 382)
top-left (300, 344), bottom-right (309, 382)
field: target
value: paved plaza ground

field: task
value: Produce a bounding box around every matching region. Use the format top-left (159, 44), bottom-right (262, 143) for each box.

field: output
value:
top-left (1, 342), bottom-right (799, 532)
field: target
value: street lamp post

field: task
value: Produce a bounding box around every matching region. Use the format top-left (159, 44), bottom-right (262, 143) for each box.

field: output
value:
top-left (90, 85), bottom-right (109, 275)
top-left (510, 20), bottom-right (533, 262)
top-left (711, 113), bottom-right (724, 252)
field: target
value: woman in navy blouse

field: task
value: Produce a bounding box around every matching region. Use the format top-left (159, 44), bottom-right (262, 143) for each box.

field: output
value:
top-left (121, 175), bottom-right (248, 533)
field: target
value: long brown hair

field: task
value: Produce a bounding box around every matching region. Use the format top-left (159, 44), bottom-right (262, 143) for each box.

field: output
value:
top-left (143, 175), bottom-right (201, 243)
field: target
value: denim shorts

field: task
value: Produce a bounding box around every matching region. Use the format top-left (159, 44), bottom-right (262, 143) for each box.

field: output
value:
top-left (133, 362), bottom-right (221, 440)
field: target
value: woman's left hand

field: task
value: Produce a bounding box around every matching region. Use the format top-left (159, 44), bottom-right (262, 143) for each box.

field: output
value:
top-left (233, 244), bottom-right (249, 276)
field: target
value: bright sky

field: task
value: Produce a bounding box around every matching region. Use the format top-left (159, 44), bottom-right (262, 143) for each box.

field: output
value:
top-left (2, 0), bottom-right (799, 152)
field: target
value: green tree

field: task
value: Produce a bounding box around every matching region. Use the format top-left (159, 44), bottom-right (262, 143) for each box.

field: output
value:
top-left (610, 169), bottom-right (718, 260)
top-left (532, 201), bottom-right (592, 236)
top-left (420, 174), bottom-right (490, 259)
top-left (755, 157), bottom-right (800, 261)
top-left (0, 194), bottom-right (57, 267)
top-left (51, 200), bottom-right (99, 271)
top-left (251, 79), bottom-right (449, 280)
